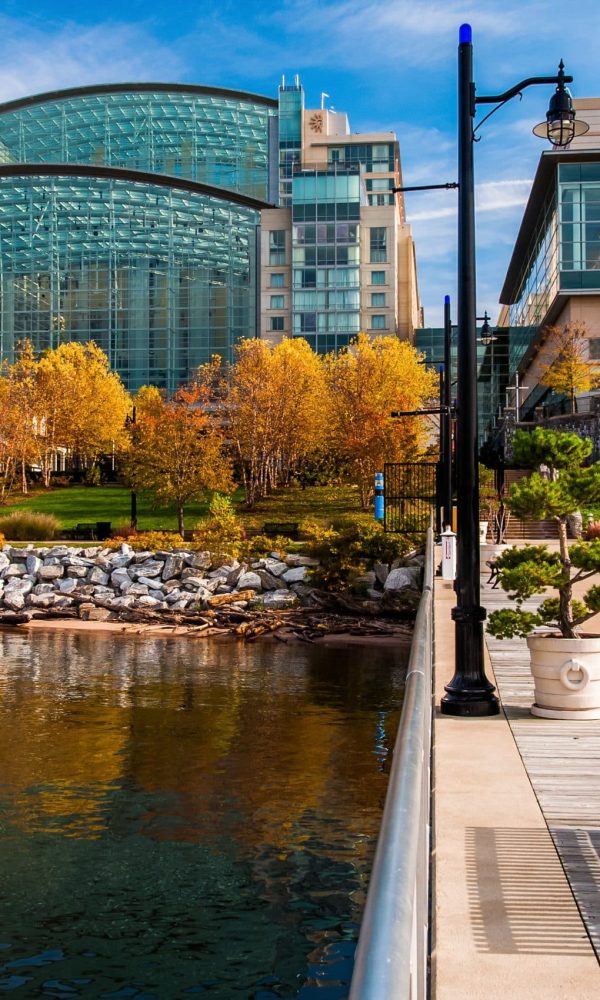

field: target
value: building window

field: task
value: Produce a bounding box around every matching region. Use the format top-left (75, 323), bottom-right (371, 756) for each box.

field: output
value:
top-left (270, 316), bottom-right (284, 331)
top-left (269, 230), bottom-right (286, 266)
top-left (271, 273), bottom-right (284, 287)
top-left (370, 228), bottom-right (387, 263)
top-left (590, 338), bottom-right (600, 360)
top-left (371, 292), bottom-right (385, 307)
top-left (270, 295), bottom-right (285, 309)
top-left (371, 270), bottom-right (386, 285)
top-left (371, 315), bottom-right (386, 330)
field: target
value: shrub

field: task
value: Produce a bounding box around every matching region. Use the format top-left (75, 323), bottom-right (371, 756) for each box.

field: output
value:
top-left (111, 524), bottom-right (139, 539)
top-left (83, 465), bottom-right (102, 487)
top-left (242, 533), bottom-right (294, 558)
top-left (586, 521), bottom-right (600, 540)
top-left (304, 520), bottom-right (413, 592)
top-left (192, 494), bottom-right (245, 558)
top-left (301, 518), bottom-right (411, 564)
top-left (105, 530), bottom-right (185, 552)
top-left (487, 428), bottom-right (600, 639)
top-left (0, 511), bottom-right (61, 541)
top-left (0, 532), bottom-right (5, 548)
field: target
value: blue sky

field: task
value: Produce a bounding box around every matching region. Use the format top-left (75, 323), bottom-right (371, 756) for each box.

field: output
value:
top-left (1, 0), bottom-right (600, 327)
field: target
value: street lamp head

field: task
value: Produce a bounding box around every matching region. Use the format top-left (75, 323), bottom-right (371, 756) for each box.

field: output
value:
top-left (477, 311), bottom-right (497, 345)
top-left (533, 60), bottom-right (589, 147)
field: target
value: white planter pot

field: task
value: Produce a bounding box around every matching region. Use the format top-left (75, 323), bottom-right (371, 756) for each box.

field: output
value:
top-left (526, 633), bottom-right (600, 719)
top-left (479, 521), bottom-right (488, 543)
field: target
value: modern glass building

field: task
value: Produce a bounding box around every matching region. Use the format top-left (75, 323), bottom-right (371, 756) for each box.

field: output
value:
top-left (0, 84), bottom-right (275, 390)
top-left (0, 84), bottom-right (275, 198)
top-left (0, 165), bottom-right (263, 391)
top-left (498, 116), bottom-right (600, 423)
top-left (0, 79), bottom-right (422, 390)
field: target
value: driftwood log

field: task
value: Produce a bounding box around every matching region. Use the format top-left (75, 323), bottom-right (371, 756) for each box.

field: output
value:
top-left (0, 590), bottom-right (416, 643)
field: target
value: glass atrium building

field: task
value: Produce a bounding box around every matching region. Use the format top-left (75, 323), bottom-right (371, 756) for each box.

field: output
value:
top-left (0, 80), bottom-right (421, 390)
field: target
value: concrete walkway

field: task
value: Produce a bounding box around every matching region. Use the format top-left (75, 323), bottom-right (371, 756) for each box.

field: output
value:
top-left (433, 546), bottom-right (600, 999)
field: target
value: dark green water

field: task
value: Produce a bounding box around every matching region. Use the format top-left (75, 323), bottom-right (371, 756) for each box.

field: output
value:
top-left (0, 629), bottom-right (408, 998)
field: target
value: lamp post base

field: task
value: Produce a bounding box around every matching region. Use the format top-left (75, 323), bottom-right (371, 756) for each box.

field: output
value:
top-left (440, 689), bottom-right (500, 716)
top-left (441, 608), bottom-right (500, 716)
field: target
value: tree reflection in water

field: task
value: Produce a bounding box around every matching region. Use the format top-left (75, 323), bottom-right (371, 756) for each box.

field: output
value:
top-left (0, 629), bottom-right (408, 998)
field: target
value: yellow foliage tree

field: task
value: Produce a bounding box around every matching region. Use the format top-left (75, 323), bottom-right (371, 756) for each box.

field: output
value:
top-left (326, 333), bottom-right (438, 508)
top-left (0, 340), bottom-right (131, 492)
top-left (224, 338), bottom-right (330, 507)
top-left (124, 385), bottom-right (233, 535)
top-left (36, 341), bottom-right (131, 471)
top-left (0, 342), bottom-right (39, 495)
top-left (539, 322), bottom-right (600, 413)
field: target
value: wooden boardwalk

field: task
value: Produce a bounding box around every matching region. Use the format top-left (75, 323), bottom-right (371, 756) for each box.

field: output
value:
top-left (482, 547), bottom-right (600, 959)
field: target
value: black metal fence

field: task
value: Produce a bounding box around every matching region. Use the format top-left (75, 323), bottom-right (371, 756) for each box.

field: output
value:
top-left (383, 462), bottom-right (437, 535)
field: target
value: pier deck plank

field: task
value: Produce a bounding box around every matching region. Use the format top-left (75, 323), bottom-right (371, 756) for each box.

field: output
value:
top-left (482, 547), bottom-right (600, 958)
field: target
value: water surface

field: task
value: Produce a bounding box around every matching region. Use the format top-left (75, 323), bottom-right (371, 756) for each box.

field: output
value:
top-left (0, 630), bottom-right (408, 998)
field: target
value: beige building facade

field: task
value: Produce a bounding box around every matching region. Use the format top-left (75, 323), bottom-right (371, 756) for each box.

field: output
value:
top-left (259, 79), bottom-right (422, 353)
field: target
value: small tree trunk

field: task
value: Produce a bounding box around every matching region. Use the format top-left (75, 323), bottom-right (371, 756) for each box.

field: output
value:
top-left (557, 515), bottom-right (576, 637)
top-left (177, 503), bottom-right (185, 537)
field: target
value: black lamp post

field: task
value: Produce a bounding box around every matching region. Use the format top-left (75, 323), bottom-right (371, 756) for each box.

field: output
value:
top-left (441, 24), bottom-right (588, 717)
top-left (441, 295), bottom-right (453, 529)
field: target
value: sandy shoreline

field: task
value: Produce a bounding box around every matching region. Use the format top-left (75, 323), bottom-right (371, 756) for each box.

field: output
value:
top-left (11, 617), bottom-right (411, 646)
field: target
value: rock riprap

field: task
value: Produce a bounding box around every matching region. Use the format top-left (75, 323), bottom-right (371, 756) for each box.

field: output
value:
top-left (0, 543), bottom-right (424, 618)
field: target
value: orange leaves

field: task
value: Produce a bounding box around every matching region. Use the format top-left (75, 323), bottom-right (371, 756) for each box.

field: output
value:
top-left (326, 334), bottom-right (437, 508)
top-left (539, 322), bottom-right (600, 411)
top-left (225, 337), bottom-right (330, 506)
top-left (222, 333), bottom-right (436, 510)
top-left (124, 384), bottom-right (233, 533)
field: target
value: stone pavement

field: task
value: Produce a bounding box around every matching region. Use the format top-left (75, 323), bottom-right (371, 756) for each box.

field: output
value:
top-left (433, 544), bottom-right (600, 999)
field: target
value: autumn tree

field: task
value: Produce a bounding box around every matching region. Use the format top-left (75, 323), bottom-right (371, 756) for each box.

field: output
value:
top-left (36, 341), bottom-right (131, 471)
top-left (326, 334), bottom-right (437, 509)
top-left (123, 385), bottom-right (233, 534)
top-left (539, 321), bottom-right (600, 413)
top-left (223, 338), bottom-right (330, 507)
top-left (0, 342), bottom-right (39, 496)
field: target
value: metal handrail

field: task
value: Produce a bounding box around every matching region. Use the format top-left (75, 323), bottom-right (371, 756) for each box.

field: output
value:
top-left (349, 526), bottom-right (434, 1000)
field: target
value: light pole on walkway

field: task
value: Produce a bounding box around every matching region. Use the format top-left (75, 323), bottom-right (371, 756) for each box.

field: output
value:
top-left (441, 24), bottom-right (588, 717)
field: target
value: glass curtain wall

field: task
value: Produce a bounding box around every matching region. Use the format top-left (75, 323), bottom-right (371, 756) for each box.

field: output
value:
top-left (0, 172), bottom-right (260, 391)
top-left (278, 84), bottom-right (303, 207)
top-left (559, 162), bottom-right (600, 289)
top-left (291, 168), bottom-right (361, 353)
top-left (508, 187), bottom-right (558, 333)
top-left (0, 88), bottom-right (276, 202)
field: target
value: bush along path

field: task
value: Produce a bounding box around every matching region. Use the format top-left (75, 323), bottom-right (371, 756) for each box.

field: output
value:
top-left (0, 541), bottom-right (423, 641)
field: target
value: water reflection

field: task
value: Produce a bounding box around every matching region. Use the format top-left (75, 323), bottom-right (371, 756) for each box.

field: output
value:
top-left (0, 629), bottom-right (408, 997)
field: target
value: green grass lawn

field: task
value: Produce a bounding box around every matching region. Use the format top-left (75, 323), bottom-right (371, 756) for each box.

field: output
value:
top-left (1, 482), bottom-right (369, 537)
top-left (2, 485), bottom-right (216, 532)
top-left (237, 483), bottom-right (369, 531)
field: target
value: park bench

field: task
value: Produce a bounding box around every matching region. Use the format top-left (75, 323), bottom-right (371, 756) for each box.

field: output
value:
top-left (74, 523), bottom-right (97, 540)
top-left (71, 522), bottom-right (112, 541)
top-left (263, 521), bottom-right (299, 539)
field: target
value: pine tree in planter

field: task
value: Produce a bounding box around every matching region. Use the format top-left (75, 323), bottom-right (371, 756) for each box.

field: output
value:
top-left (487, 427), bottom-right (600, 718)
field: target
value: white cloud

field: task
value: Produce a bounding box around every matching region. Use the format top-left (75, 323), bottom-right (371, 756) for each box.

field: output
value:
top-left (263, 0), bottom-right (545, 71)
top-left (475, 178), bottom-right (532, 213)
top-left (0, 16), bottom-right (183, 102)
